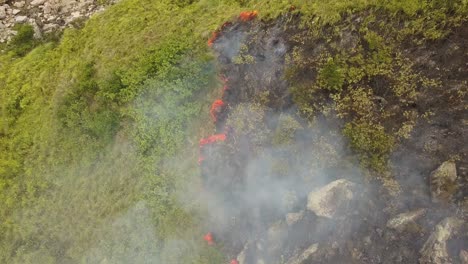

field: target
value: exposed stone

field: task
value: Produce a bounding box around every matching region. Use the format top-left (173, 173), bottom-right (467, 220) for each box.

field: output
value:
top-left (430, 161), bottom-right (458, 203)
top-left (46, 15), bottom-right (57, 21)
top-left (286, 211), bottom-right (304, 226)
top-left (13, 1), bottom-right (25, 8)
top-left (265, 221), bottom-right (288, 255)
top-left (387, 208), bottom-right (426, 232)
top-left (419, 217), bottom-right (464, 264)
top-left (42, 2), bottom-right (55, 14)
top-left (42, 23), bottom-right (59, 32)
top-left (31, 21), bottom-right (42, 38)
top-left (30, 0), bottom-right (46, 6)
top-left (307, 179), bottom-right (357, 218)
top-left (0, 5), bottom-right (6, 19)
top-left (285, 243), bottom-right (319, 264)
top-left (0, 0), bottom-right (117, 43)
top-left (71, 11), bottom-right (81, 18)
top-left (15, 15), bottom-right (28, 23)
top-left (237, 242), bottom-right (250, 264)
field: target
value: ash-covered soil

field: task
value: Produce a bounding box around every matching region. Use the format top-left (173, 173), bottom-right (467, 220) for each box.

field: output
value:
top-left (199, 10), bottom-right (467, 264)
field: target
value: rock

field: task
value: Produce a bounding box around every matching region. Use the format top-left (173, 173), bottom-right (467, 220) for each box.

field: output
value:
top-left (285, 243), bottom-right (319, 264)
top-left (42, 3), bottom-right (53, 15)
top-left (0, 6), bottom-right (6, 19)
top-left (430, 161), bottom-right (457, 203)
top-left (419, 217), bottom-right (464, 264)
top-left (286, 211), bottom-right (304, 226)
top-left (363, 236), bottom-right (372, 245)
top-left (30, 0), bottom-right (46, 6)
top-left (46, 15), bottom-right (57, 21)
top-left (236, 241), bottom-right (267, 264)
top-left (265, 221), bottom-right (288, 254)
top-left (13, 1), bottom-right (25, 8)
top-left (387, 208), bottom-right (426, 232)
top-left (71, 11), bottom-right (81, 18)
top-left (12, 9), bottom-right (20, 15)
top-left (42, 23), bottom-right (58, 32)
top-left (307, 179), bottom-right (357, 218)
top-left (15, 16), bottom-right (28, 23)
top-left (237, 242), bottom-right (249, 264)
top-left (460, 250), bottom-right (468, 264)
top-left (31, 21), bottom-right (42, 38)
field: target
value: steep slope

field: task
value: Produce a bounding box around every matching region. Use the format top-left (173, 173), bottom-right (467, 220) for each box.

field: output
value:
top-left (0, 0), bottom-right (467, 263)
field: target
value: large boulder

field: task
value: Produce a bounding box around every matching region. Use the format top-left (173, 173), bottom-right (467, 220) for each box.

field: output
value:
top-left (386, 208), bottom-right (426, 232)
top-left (419, 217), bottom-right (464, 264)
top-left (307, 179), bottom-right (357, 218)
top-left (430, 161), bottom-right (458, 203)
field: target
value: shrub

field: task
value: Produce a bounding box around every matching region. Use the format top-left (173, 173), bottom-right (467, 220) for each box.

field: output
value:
top-left (272, 114), bottom-right (302, 146)
top-left (318, 57), bottom-right (344, 92)
top-left (343, 120), bottom-right (394, 172)
top-left (8, 24), bottom-right (37, 57)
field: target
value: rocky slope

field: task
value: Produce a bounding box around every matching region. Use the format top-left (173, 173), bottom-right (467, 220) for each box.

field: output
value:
top-left (0, 0), bottom-right (116, 43)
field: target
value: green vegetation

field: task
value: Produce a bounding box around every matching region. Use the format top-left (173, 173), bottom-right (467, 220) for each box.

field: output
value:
top-left (0, 0), bottom-right (467, 263)
top-left (343, 120), bottom-right (395, 172)
top-left (286, 1), bottom-right (466, 177)
top-left (317, 57), bottom-right (345, 92)
top-left (6, 24), bottom-right (39, 56)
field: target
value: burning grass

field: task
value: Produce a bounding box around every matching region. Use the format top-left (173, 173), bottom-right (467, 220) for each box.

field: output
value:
top-left (210, 99), bottom-right (226, 122)
top-left (207, 32), bottom-right (220, 47)
top-left (203, 232), bottom-right (215, 245)
top-left (239, 11), bottom-right (258, 22)
top-left (198, 133), bottom-right (227, 164)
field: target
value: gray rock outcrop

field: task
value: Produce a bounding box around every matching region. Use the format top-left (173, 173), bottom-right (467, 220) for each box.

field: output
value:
top-left (307, 179), bottom-right (357, 218)
top-left (387, 208), bottom-right (427, 232)
top-left (430, 161), bottom-right (458, 203)
top-left (419, 217), bottom-right (464, 264)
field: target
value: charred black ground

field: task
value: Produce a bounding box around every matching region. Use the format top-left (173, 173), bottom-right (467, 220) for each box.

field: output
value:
top-left (199, 9), bottom-right (467, 264)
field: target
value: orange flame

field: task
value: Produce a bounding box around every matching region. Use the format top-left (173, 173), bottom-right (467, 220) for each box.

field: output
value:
top-left (198, 134), bottom-right (226, 164)
top-left (221, 21), bottom-right (233, 30)
top-left (208, 31), bottom-right (220, 47)
top-left (210, 99), bottom-right (225, 122)
top-left (203, 232), bottom-right (214, 245)
top-left (199, 133), bottom-right (226, 147)
top-left (208, 22), bottom-right (233, 47)
top-left (239, 10), bottom-right (258, 22)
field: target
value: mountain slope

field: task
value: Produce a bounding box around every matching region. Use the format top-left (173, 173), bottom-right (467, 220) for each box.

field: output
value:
top-left (0, 0), bottom-right (466, 263)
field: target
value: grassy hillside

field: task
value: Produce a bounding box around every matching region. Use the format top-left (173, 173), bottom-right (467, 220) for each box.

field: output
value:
top-left (0, 0), bottom-right (466, 263)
